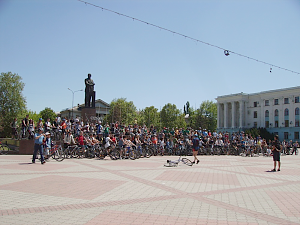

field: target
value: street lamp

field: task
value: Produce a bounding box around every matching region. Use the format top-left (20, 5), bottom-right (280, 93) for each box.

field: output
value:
top-left (68, 88), bottom-right (83, 119)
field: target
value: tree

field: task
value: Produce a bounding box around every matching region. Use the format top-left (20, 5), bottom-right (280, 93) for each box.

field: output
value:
top-left (40, 107), bottom-right (56, 122)
top-left (139, 106), bottom-right (160, 127)
top-left (160, 103), bottom-right (186, 129)
top-left (20, 110), bottom-right (41, 126)
top-left (0, 72), bottom-right (26, 137)
top-left (106, 98), bottom-right (137, 125)
top-left (189, 100), bottom-right (217, 131)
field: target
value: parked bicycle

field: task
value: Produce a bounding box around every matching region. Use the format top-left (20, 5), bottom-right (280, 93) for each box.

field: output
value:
top-left (0, 141), bottom-right (11, 155)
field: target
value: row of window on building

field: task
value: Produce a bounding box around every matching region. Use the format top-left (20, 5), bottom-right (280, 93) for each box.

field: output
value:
top-left (281, 132), bottom-right (299, 141)
top-left (252, 107), bottom-right (300, 128)
top-left (253, 96), bottom-right (299, 108)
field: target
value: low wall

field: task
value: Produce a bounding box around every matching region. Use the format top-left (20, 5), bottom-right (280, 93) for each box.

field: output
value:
top-left (0, 138), bottom-right (34, 155)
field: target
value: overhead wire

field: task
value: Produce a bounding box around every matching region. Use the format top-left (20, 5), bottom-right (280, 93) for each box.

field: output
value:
top-left (77, 0), bottom-right (300, 75)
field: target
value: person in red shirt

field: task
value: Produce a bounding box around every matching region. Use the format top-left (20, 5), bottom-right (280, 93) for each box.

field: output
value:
top-left (77, 131), bottom-right (86, 147)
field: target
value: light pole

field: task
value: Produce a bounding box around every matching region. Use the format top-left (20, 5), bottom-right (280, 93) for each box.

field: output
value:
top-left (68, 88), bottom-right (83, 119)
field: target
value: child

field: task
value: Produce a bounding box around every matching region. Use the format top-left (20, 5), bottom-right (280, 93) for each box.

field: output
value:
top-left (44, 132), bottom-right (51, 160)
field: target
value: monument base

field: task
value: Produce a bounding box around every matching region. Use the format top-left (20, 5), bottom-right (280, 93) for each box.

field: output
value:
top-left (19, 139), bottom-right (34, 155)
top-left (81, 107), bottom-right (96, 123)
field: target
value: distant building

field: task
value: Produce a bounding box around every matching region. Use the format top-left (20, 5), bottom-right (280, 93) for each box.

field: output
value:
top-left (216, 86), bottom-right (300, 141)
top-left (60, 99), bottom-right (110, 121)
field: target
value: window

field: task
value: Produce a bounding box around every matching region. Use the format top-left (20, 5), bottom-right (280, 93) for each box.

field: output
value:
top-left (296, 108), bottom-right (299, 116)
top-left (295, 96), bottom-right (299, 103)
top-left (265, 110), bottom-right (269, 117)
top-left (284, 108), bottom-right (289, 116)
top-left (254, 111), bottom-right (257, 118)
top-left (254, 122), bottom-right (257, 128)
top-left (284, 98), bottom-right (289, 104)
top-left (285, 120), bottom-right (289, 127)
top-left (296, 120), bottom-right (299, 127)
top-left (275, 109), bottom-right (279, 116)
top-left (254, 102), bottom-right (258, 107)
top-left (274, 99), bottom-right (279, 105)
top-left (265, 100), bottom-right (269, 106)
top-left (284, 132), bottom-right (289, 140)
top-left (265, 121), bottom-right (269, 128)
top-left (295, 132), bottom-right (299, 140)
top-left (275, 121), bottom-right (279, 127)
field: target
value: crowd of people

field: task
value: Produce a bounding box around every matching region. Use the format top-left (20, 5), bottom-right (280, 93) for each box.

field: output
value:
top-left (13, 115), bottom-right (299, 164)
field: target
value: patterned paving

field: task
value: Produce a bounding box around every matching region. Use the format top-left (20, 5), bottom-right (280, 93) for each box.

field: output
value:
top-left (0, 154), bottom-right (299, 225)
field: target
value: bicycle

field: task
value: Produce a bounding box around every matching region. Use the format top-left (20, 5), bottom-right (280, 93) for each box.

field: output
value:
top-left (49, 143), bottom-right (64, 161)
top-left (164, 155), bottom-right (193, 167)
top-left (0, 141), bottom-right (11, 155)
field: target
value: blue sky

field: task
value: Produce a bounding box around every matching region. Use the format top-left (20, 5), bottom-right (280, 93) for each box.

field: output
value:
top-left (1, 0), bottom-right (300, 113)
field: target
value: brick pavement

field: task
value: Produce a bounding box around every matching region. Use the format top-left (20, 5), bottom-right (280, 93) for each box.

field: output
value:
top-left (0, 154), bottom-right (299, 225)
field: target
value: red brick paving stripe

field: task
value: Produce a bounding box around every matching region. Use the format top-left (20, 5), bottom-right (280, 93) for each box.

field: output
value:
top-left (211, 164), bottom-right (300, 183)
top-left (0, 175), bottom-right (126, 200)
top-left (85, 210), bottom-right (260, 225)
top-left (199, 197), bottom-right (299, 225)
top-left (155, 170), bottom-right (241, 185)
top-left (0, 195), bottom-right (182, 216)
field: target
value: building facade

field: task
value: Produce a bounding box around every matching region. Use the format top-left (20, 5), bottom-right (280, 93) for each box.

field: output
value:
top-left (60, 99), bottom-right (110, 121)
top-left (216, 86), bottom-right (300, 141)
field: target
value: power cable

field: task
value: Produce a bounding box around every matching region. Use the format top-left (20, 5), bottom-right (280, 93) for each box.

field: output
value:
top-left (78, 0), bottom-right (300, 75)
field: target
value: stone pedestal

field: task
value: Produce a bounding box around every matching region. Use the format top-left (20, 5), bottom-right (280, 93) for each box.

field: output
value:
top-left (81, 107), bottom-right (96, 123)
top-left (19, 139), bottom-right (34, 155)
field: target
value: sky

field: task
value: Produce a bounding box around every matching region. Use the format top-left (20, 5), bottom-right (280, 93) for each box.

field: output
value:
top-left (1, 0), bottom-right (300, 114)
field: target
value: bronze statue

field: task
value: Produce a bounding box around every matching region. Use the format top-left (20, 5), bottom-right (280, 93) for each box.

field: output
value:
top-left (85, 73), bottom-right (95, 107)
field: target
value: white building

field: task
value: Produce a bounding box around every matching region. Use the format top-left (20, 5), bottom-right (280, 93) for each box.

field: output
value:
top-left (60, 99), bottom-right (110, 121)
top-left (216, 86), bottom-right (300, 141)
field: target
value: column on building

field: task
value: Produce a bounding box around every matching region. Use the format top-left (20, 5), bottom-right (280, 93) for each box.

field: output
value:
top-left (231, 101), bottom-right (235, 128)
top-left (224, 102), bottom-right (228, 129)
top-left (239, 100), bottom-right (244, 128)
top-left (217, 103), bottom-right (220, 129)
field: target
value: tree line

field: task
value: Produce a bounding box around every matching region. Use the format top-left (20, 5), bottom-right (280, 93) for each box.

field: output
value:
top-left (0, 72), bottom-right (217, 137)
top-left (104, 98), bottom-right (217, 131)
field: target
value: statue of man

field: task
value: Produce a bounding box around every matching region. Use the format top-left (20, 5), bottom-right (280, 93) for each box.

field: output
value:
top-left (85, 73), bottom-right (96, 107)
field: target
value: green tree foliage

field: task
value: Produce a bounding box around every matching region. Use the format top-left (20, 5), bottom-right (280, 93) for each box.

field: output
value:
top-left (245, 127), bottom-right (274, 140)
top-left (138, 106), bottom-right (160, 127)
top-left (160, 103), bottom-right (186, 129)
top-left (40, 107), bottom-right (57, 122)
top-left (0, 72), bottom-right (26, 137)
top-left (190, 100), bottom-right (217, 131)
top-left (106, 98), bottom-right (137, 125)
top-left (20, 110), bottom-right (41, 125)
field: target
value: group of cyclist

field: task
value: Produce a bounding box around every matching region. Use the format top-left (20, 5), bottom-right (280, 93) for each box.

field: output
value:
top-left (15, 115), bottom-right (299, 160)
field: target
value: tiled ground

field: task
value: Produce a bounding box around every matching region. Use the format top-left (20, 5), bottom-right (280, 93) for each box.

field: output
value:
top-left (0, 154), bottom-right (299, 225)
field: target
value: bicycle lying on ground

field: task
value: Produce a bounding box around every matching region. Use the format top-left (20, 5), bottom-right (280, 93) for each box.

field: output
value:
top-left (164, 155), bottom-right (193, 167)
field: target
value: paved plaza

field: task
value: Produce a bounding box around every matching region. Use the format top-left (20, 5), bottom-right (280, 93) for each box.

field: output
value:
top-left (0, 154), bottom-right (299, 225)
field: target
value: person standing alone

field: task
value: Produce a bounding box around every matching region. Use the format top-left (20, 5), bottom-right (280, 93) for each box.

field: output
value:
top-left (192, 134), bottom-right (200, 164)
top-left (32, 128), bottom-right (46, 164)
top-left (271, 135), bottom-right (281, 171)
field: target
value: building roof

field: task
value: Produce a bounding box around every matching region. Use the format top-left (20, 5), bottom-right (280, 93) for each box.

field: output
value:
top-left (216, 86), bottom-right (300, 100)
top-left (60, 99), bottom-right (110, 114)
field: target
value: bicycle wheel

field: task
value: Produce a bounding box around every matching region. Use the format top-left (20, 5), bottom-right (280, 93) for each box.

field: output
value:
top-left (134, 149), bottom-right (141, 159)
top-left (129, 150), bottom-right (135, 160)
top-left (53, 146), bottom-right (64, 161)
top-left (182, 158), bottom-right (193, 166)
top-left (0, 145), bottom-right (7, 155)
top-left (110, 150), bottom-right (120, 160)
